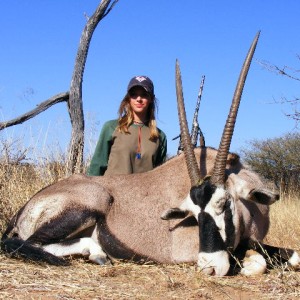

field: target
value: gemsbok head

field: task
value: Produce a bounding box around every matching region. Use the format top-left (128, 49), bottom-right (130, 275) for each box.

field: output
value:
top-left (162, 32), bottom-right (299, 276)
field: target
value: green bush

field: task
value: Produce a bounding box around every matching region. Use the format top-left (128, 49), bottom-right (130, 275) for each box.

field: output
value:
top-left (241, 132), bottom-right (300, 196)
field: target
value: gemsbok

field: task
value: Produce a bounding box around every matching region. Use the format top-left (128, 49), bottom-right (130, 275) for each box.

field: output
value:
top-left (1, 32), bottom-right (299, 276)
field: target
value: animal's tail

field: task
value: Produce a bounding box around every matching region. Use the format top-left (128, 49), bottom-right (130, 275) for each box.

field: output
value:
top-left (1, 237), bottom-right (70, 266)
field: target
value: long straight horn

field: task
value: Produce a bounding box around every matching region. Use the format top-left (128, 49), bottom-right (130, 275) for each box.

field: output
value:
top-left (176, 60), bottom-right (201, 186)
top-left (211, 31), bottom-right (260, 185)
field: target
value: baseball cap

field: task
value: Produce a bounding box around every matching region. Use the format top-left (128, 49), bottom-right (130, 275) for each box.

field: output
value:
top-left (127, 76), bottom-right (154, 96)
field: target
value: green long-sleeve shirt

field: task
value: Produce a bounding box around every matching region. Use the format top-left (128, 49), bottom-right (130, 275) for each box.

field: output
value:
top-left (87, 119), bottom-right (167, 176)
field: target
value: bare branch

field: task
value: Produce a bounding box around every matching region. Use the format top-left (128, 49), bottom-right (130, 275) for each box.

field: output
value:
top-left (0, 92), bottom-right (69, 130)
top-left (257, 55), bottom-right (300, 124)
top-left (258, 59), bottom-right (300, 82)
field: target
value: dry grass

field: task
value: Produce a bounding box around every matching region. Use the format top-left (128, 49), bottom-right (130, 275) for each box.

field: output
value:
top-left (0, 159), bottom-right (68, 234)
top-left (265, 195), bottom-right (300, 251)
top-left (1, 146), bottom-right (300, 299)
top-left (0, 256), bottom-right (299, 299)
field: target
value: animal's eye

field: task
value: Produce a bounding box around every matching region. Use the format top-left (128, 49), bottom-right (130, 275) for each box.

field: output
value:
top-left (211, 198), bottom-right (227, 215)
top-left (223, 199), bottom-right (231, 210)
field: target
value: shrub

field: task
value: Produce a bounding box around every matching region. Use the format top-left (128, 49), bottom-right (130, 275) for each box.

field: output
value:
top-left (241, 132), bottom-right (300, 196)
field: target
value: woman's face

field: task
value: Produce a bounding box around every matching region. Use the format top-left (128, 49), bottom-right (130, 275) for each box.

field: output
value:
top-left (129, 87), bottom-right (152, 116)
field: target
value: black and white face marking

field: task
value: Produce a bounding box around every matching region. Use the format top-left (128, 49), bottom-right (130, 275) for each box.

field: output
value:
top-left (197, 194), bottom-right (237, 275)
top-left (164, 179), bottom-right (239, 276)
top-left (179, 181), bottom-right (238, 276)
top-left (177, 181), bottom-right (217, 221)
top-left (197, 184), bottom-right (238, 276)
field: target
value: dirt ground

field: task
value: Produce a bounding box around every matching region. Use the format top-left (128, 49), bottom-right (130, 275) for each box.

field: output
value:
top-left (0, 254), bottom-right (299, 300)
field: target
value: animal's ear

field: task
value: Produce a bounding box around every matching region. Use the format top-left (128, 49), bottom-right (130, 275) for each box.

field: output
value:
top-left (161, 208), bottom-right (189, 220)
top-left (226, 152), bottom-right (240, 166)
top-left (248, 188), bottom-right (280, 205)
top-left (228, 173), bottom-right (280, 205)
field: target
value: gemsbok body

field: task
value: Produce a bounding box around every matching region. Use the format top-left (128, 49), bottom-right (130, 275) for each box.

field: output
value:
top-left (1, 32), bottom-right (299, 276)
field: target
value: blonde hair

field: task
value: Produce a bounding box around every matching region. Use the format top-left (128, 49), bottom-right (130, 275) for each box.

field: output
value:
top-left (117, 93), bottom-right (159, 141)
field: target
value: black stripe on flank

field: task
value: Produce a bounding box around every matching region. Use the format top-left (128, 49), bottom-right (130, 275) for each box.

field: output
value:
top-left (27, 207), bottom-right (100, 245)
top-left (198, 211), bottom-right (226, 253)
top-left (97, 217), bottom-right (154, 263)
top-left (59, 238), bottom-right (81, 247)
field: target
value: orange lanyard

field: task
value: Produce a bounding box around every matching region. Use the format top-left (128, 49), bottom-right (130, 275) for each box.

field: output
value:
top-left (136, 126), bottom-right (142, 159)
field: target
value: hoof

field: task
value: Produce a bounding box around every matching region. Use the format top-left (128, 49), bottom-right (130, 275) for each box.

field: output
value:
top-left (288, 251), bottom-right (300, 270)
top-left (89, 254), bottom-right (110, 265)
top-left (241, 250), bottom-right (266, 276)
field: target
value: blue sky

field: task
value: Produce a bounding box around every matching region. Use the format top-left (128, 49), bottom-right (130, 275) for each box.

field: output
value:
top-left (0, 1), bottom-right (299, 159)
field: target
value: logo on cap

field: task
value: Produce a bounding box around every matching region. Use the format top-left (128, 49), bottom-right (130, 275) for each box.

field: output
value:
top-left (135, 76), bottom-right (148, 82)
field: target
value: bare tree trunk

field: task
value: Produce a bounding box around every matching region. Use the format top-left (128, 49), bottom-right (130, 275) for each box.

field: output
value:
top-left (67, 0), bottom-right (119, 175)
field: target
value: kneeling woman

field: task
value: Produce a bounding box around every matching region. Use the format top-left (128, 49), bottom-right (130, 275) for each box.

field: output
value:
top-left (87, 76), bottom-right (167, 176)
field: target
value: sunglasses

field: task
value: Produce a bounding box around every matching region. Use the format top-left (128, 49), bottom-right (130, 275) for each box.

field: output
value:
top-left (129, 90), bottom-right (151, 99)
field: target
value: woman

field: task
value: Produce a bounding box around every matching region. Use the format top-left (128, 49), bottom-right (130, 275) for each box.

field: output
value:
top-left (87, 75), bottom-right (167, 176)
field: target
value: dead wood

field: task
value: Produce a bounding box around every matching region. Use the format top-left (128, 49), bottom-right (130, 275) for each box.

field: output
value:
top-left (0, 92), bottom-right (69, 130)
